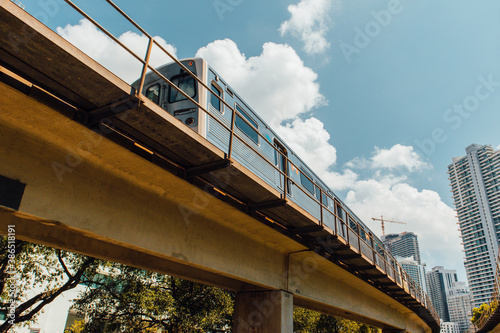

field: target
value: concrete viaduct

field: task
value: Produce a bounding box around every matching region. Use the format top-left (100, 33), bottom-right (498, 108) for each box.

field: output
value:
top-left (0, 1), bottom-right (439, 332)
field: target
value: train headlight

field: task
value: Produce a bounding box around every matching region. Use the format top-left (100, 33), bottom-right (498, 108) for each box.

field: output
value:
top-left (185, 117), bottom-right (195, 126)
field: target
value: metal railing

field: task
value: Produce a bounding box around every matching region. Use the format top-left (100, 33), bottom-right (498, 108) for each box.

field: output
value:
top-left (57, 0), bottom-right (439, 325)
top-left (469, 250), bottom-right (500, 332)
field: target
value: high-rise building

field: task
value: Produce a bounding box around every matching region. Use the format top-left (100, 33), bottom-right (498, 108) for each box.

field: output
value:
top-left (448, 144), bottom-right (500, 307)
top-left (440, 321), bottom-right (461, 333)
top-left (426, 266), bottom-right (458, 322)
top-left (447, 282), bottom-right (473, 333)
top-left (396, 256), bottom-right (428, 294)
top-left (382, 232), bottom-right (422, 264)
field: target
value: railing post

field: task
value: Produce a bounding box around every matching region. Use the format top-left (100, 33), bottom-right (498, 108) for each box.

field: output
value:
top-left (371, 236), bottom-right (377, 266)
top-left (137, 37), bottom-right (154, 97)
top-left (319, 190), bottom-right (323, 226)
top-left (227, 106), bottom-right (236, 160)
top-left (334, 206), bottom-right (339, 236)
top-left (356, 221), bottom-right (361, 253)
top-left (284, 154), bottom-right (289, 200)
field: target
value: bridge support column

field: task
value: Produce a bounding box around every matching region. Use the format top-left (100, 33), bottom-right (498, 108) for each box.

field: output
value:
top-left (233, 290), bottom-right (293, 333)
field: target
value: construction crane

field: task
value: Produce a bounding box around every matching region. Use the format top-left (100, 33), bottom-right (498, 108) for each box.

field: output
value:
top-left (371, 216), bottom-right (406, 236)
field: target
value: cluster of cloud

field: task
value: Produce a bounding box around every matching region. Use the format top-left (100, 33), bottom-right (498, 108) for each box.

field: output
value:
top-left (55, 2), bottom-right (464, 276)
top-left (279, 0), bottom-right (338, 55)
top-left (57, 19), bottom-right (177, 83)
top-left (347, 144), bottom-right (432, 172)
top-left (345, 179), bottom-right (461, 271)
top-left (196, 39), bottom-right (326, 128)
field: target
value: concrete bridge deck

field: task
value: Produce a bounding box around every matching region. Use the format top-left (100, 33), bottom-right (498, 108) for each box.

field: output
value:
top-left (0, 1), bottom-right (439, 332)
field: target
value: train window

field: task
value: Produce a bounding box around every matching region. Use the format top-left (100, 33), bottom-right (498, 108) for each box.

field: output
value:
top-left (145, 84), bottom-right (160, 105)
top-left (210, 83), bottom-right (222, 112)
top-left (336, 202), bottom-right (345, 221)
top-left (235, 105), bottom-right (259, 144)
top-left (316, 186), bottom-right (328, 206)
top-left (300, 168), bottom-right (315, 194)
top-left (168, 74), bottom-right (196, 103)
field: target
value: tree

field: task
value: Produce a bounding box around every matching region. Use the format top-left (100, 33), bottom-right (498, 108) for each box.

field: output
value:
top-left (293, 307), bottom-right (381, 333)
top-left (0, 237), bottom-right (97, 333)
top-left (471, 303), bottom-right (489, 324)
top-left (293, 307), bottom-right (321, 332)
top-left (1, 238), bottom-right (233, 332)
top-left (72, 262), bottom-right (234, 332)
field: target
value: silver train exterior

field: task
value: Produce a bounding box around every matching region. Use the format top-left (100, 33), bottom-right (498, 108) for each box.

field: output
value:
top-left (134, 57), bottom-right (389, 262)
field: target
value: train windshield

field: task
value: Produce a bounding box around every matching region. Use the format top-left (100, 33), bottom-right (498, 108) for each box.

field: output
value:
top-left (168, 74), bottom-right (196, 103)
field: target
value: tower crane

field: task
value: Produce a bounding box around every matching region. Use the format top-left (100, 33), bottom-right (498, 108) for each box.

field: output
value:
top-left (371, 216), bottom-right (406, 236)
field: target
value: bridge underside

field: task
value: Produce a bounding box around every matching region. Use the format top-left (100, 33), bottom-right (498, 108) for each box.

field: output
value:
top-left (0, 67), bottom-right (427, 333)
top-left (0, 1), bottom-right (437, 332)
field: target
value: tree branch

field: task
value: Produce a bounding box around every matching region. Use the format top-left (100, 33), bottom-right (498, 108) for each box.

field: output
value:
top-left (0, 257), bottom-right (95, 333)
top-left (57, 249), bottom-right (73, 280)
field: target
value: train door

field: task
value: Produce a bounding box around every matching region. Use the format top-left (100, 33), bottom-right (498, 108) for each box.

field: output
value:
top-left (274, 140), bottom-right (291, 196)
top-left (335, 201), bottom-right (347, 239)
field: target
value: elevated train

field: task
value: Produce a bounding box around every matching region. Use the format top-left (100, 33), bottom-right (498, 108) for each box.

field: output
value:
top-left (134, 58), bottom-right (397, 279)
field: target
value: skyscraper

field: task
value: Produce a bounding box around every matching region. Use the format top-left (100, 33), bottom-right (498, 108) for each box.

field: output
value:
top-left (396, 256), bottom-right (428, 294)
top-left (382, 231), bottom-right (427, 293)
top-left (382, 232), bottom-right (422, 264)
top-left (426, 266), bottom-right (458, 322)
top-left (448, 144), bottom-right (500, 307)
top-left (447, 282), bottom-right (473, 333)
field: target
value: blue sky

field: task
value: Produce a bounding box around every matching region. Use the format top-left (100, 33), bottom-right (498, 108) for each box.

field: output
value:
top-left (22, 0), bottom-right (500, 281)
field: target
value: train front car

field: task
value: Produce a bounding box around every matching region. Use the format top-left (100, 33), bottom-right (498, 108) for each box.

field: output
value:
top-left (133, 58), bottom-right (206, 135)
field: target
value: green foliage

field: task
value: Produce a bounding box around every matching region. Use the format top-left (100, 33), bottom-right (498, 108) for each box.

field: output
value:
top-left (0, 237), bottom-right (97, 333)
top-left (64, 319), bottom-right (85, 333)
top-left (3, 238), bottom-right (383, 333)
top-left (73, 263), bottom-right (234, 332)
top-left (472, 300), bottom-right (499, 326)
top-left (293, 307), bottom-right (381, 333)
top-left (471, 303), bottom-right (490, 323)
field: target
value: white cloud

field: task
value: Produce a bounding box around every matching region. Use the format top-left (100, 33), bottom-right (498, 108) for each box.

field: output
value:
top-left (278, 118), bottom-right (337, 170)
top-left (57, 19), bottom-right (177, 83)
top-left (496, 144), bottom-right (500, 151)
top-left (346, 144), bottom-right (430, 173)
top-left (196, 39), bottom-right (326, 128)
top-left (276, 118), bottom-right (358, 191)
top-left (345, 180), bottom-right (464, 276)
top-left (371, 144), bottom-right (431, 172)
top-left (279, 0), bottom-right (337, 55)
